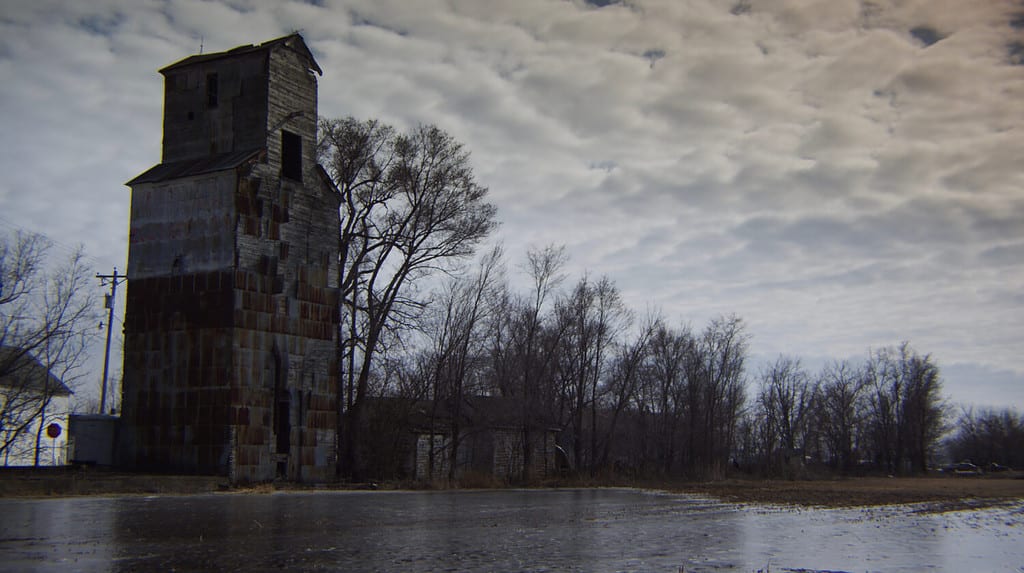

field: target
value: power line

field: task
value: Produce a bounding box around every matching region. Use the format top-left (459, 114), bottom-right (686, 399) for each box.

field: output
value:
top-left (0, 214), bottom-right (106, 269)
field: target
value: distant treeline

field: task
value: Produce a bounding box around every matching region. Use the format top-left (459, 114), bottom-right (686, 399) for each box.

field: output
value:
top-left (946, 407), bottom-right (1024, 471)
top-left (320, 116), bottom-right (1014, 482)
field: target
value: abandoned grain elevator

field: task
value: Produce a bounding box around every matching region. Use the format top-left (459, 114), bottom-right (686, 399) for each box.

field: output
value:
top-left (120, 35), bottom-right (340, 482)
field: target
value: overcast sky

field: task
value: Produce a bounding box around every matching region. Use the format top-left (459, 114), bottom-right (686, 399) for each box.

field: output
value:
top-left (1, 0), bottom-right (1022, 410)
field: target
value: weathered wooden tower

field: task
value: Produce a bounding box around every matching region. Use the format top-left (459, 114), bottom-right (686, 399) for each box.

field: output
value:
top-left (120, 35), bottom-right (339, 482)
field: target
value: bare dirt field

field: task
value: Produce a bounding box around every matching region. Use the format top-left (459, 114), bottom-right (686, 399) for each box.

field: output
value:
top-left (669, 475), bottom-right (1024, 510)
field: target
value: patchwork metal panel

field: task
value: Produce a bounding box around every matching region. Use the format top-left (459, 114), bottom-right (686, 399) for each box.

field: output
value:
top-left (121, 35), bottom-right (338, 483)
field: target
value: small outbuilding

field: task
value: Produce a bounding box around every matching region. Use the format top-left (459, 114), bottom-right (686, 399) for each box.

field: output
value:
top-left (68, 414), bottom-right (119, 466)
top-left (361, 396), bottom-right (562, 483)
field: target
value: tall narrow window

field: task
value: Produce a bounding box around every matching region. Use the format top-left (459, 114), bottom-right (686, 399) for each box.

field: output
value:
top-left (206, 73), bottom-right (218, 108)
top-left (281, 130), bottom-right (302, 181)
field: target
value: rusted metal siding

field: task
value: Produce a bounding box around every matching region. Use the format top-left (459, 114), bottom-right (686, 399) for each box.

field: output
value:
top-left (121, 35), bottom-right (338, 483)
top-left (229, 40), bottom-right (338, 483)
top-left (121, 167), bottom-right (237, 475)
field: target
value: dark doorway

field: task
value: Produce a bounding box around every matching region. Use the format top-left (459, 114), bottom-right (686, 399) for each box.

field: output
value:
top-left (272, 349), bottom-right (290, 478)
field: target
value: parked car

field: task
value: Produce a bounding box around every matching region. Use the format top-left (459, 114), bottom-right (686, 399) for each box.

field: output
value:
top-left (948, 461), bottom-right (982, 475)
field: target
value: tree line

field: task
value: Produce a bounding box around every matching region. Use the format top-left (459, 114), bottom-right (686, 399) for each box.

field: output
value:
top-left (738, 344), bottom-right (945, 477)
top-left (946, 406), bottom-right (1024, 471)
top-left (317, 116), bottom-right (998, 483)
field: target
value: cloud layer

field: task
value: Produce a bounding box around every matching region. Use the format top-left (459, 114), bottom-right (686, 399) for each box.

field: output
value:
top-left (1, 0), bottom-right (1022, 408)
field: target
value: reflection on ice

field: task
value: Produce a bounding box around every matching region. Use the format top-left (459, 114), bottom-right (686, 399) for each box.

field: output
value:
top-left (0, 489), bottom-right (1021, 572)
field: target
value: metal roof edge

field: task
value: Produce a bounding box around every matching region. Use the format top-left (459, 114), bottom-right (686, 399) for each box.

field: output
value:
top-left (126, 148), bottom-right (263, 186)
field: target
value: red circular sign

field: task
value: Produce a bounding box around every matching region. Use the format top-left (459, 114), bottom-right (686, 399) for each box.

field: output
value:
top-left (46, 423), bottom-right (61, 439)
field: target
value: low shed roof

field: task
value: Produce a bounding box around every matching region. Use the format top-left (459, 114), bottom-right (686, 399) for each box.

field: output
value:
top-left (126, 148), bottom-right (263, 186)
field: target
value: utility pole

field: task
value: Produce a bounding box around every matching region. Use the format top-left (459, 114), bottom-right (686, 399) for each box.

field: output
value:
top-left (97, 268), bottom-right (126, 415)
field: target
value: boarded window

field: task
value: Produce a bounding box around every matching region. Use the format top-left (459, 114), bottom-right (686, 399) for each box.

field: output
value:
top-left (281, 130), bottom-right (302, 181)
top-left (206, 73), bottom-right (218, 108)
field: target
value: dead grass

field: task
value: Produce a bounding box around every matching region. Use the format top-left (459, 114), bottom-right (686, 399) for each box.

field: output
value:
top-left (0, 467), bottom-right (226, 498)
top-left (230, 482), bottom-right (276, 494)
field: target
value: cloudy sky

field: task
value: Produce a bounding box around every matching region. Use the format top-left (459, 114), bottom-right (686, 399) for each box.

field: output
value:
top-left (1, 0), bottom-right (1022, 410)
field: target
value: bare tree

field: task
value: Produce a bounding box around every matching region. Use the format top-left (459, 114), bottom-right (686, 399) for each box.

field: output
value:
top-left (638, 321), bottom-right (694, 475)
top-left (488, 246), bottom-right (567, 398)
top-left (555, 275), bottom-right (629, 474)
top-left (899, 348), bottom-right (946, 473)
top-left (1, 231), bottom-right (96, 464)
top-left (486, 244), bottom-right (567, 479)
top-left (420, 245), bottom-right (504, 480)
top-left (317, 117), bottom-right (396, 415)
top-left (755, 356), bottom-right (815, 475)
top-left (864, 343), bottom-right (945, 474)
top-left (597, 311), bottom-right (658, 471)
top-left (318, 118), bottom-right (498, 479)
top-left (816, 359), bottom-right (868, 472)
top-left (684, 315), bottom-right (748, 478)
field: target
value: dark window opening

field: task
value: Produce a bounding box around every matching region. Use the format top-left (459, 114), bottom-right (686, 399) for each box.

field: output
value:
top-left (275, 392), bottom-right (291, 455)
top-left (206, 73), bottom-right (218, 108)
top-left (281, 130), bottom-right (302, 181)
top-left (273, 350), bottom-right (291, 458)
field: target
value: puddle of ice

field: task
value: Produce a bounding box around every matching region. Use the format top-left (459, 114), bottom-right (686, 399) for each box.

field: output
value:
top-left (0, 488), bottom-right (1021, 572)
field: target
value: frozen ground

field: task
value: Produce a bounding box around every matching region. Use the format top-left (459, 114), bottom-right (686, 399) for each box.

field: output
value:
top-left (1, 488), bottom-right (1021, 572)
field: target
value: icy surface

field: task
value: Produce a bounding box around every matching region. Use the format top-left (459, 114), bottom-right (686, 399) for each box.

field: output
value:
top-left (1, 488), bottom-right (1021, 572)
